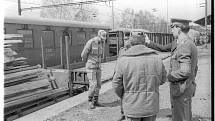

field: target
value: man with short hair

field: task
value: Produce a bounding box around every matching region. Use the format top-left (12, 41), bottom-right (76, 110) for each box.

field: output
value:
top-left (112, 35), bottom-right (167, 121)
top-left (81, 30), bottom-right (107, 109)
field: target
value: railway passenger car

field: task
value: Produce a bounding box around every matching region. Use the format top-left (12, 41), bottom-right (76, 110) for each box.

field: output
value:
top-left (4, 16), bottom-right (111, 67)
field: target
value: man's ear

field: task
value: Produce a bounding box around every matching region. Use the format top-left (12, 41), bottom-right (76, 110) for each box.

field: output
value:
top-left (178, 28), bottom-right (182, 34)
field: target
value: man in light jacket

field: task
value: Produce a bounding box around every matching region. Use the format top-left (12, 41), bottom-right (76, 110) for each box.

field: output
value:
top-left (81, 30), bottom-right (107, 109)
top-left (112, 35), bottom-right (167, 121)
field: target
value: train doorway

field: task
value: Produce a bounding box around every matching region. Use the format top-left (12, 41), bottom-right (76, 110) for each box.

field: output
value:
top-left (107, 29), bottom-right (131, 58)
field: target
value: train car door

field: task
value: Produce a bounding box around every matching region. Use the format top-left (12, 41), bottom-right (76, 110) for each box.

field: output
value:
top-left (41, 30), bottom-right (56, 68)
top-left (107, 31), bottom-right (124, 57)
top-left (118, 31), bottom-right (124, 54)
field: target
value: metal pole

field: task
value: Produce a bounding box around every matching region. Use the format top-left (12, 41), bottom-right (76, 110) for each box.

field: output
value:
top-left (205, 0), bottom-right (207, 32)
top-left (166, 0), bottom-right (168, 33)
top-left (112, 1), bottom-right (114, 29)
top-left (60, 37), bottom-right (63, 68)
top-left (18, 0), bottom-right (22, 15)
top-left (40, 37), bottom-right (46, 68)
top-left (65, 36), bottom-right (70, 70)
top-left (65, 35), bottom-right (73, 96)
top-left (204, 0), bottom-right (208, 48)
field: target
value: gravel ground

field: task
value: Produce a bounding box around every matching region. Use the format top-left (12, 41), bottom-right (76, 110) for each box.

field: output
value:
top-left (46, 44), bottom-right (212, 121)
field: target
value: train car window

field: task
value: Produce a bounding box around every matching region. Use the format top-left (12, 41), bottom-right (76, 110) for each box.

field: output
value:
top-left (42, 31), bottom-right (55, 48)
top-left (17, 29), bottom-right (33, 48)
top-left (76, 31), bottom-right (86, 45)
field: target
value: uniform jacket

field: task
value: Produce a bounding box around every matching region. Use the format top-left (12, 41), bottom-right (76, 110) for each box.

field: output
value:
top-left (146, 40), bottom-right (177, 52)
top-left (81, 36), bottom-right (103, 69)
top-left (112, 45), bottom-right (167, 117)
top-left (167, 34), bottom-right (198, 97)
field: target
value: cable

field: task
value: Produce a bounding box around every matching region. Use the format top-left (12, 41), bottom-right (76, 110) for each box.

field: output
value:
top-left (21, 0), bottom-right (115, 11)
top-left (6, 0), bottom-right (42, 6)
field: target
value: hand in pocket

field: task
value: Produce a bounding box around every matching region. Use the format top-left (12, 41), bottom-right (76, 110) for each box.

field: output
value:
top-left (179, 81), bottom-right (186, 93)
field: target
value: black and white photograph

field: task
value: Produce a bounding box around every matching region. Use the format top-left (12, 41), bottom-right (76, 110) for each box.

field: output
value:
top-left (1, 0), bottom-right (212, 121)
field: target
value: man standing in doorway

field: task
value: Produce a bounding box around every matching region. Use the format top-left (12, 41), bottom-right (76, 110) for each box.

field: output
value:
top-left (81, 30), bottom-right (107, 109)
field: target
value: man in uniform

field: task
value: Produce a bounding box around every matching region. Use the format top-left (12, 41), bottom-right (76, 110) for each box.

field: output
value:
top-left (146, 18), bottom-right (198, 121)
top-left (168, 18), bottom-right (198, 121)
top-left (81, 30), bottom-right (107, 109)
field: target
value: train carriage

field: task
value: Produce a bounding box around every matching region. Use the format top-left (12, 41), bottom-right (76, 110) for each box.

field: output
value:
top-left (4, 16), bottom-right (111, 68)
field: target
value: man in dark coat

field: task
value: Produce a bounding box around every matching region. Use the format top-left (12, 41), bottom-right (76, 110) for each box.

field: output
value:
top-left (112, 35), bottom-right (167, 121)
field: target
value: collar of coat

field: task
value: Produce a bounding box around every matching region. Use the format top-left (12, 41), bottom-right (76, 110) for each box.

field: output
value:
top-left (177, 33), bottom-right (191, 44)
top-left (122, 45), bottom-right (157, 56)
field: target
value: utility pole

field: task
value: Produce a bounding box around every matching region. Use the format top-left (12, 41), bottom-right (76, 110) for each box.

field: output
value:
top-left (205, 0), bottom-right (207, 32)
top-left (18, 0), bottom-right (22, 15)
top-left (112, 1), bottom-right (114, 29)
top-left (166, 0), bottom-right (168, 33)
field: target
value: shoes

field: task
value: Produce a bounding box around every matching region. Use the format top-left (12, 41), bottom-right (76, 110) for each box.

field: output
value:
top-left (94, 101), bottom-right (102, 107)
top-left (88, 101), bottom-right (95, 109)
top-left (93, 96), bottom-right (102, 107)
top-left (116, 115), bottom-right (125, 121)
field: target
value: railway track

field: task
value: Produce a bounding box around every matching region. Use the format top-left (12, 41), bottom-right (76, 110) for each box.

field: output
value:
top-left (4, 85), bottom-right (89, 121)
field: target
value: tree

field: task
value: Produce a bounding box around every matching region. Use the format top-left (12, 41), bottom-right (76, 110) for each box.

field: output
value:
top-left (118, 8), bottom-right (168, 33)
top-left (40, 0), bottom-right (99, 22)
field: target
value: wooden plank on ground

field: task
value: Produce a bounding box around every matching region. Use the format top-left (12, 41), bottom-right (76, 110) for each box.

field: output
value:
top-left (4, 74), bottom-right (38, 86)
top-left (5, 88), bottom-right (52, 103)
top-left (5, 65), bottom-right (41, 74)
top-left (5, 69), bottom-right (41, 81)
top-left (5, 79), bottom-right (50, 99)
top-left (5, 87), bottom-right (68, 108)
top-left (4, 44), bottom-right (12, 48)
top-left (4, 34), bottom-right (23, 39)
top-left (4, 40), bottom-right (23, 44)
top-left (4, 65), bottom-right (30, 71)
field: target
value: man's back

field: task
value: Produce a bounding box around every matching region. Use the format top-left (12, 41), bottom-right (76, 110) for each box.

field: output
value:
top-left (113, 45), bottom-right (166, 117)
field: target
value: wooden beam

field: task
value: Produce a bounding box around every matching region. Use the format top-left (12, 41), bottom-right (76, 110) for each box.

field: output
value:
top-left (4, 65), bottom-right (41, 74)
top-left (40, 37), bottom-right (46, 68)
top-left (4, 34), bottom-right (23, 39)
top-left (5, 79), bottom-right (50, 99)
top-left (4, 40), bottom-right (23, 44)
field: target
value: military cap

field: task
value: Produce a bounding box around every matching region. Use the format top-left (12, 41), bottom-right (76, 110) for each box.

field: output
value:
top-left (170, 18), bottom-right (191, 32)
top-left (170, 18), bottom-right (191, 28)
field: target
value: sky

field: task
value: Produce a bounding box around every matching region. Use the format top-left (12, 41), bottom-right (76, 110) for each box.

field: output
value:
top-left (2, 0), bottom-right (212, 21)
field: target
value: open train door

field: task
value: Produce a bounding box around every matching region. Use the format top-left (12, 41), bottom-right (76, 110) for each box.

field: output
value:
top-left (107, 30), bottom-right (124, 59)
top-left (41, 30), bottom-right (57, 68)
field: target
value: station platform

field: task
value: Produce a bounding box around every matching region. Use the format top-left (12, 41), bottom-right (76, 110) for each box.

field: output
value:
top-left (14, 52), bottom-right (171, 121)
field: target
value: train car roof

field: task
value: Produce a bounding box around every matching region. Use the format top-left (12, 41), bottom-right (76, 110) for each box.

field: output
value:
top-left (4, 16), bottom-right (111, 29)
top-left (131, 29), bottom-right (150, 33)
top-left (109, 28), bottom-right (150, 33)
top-left (109, 28), bottom-right (131, 33)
